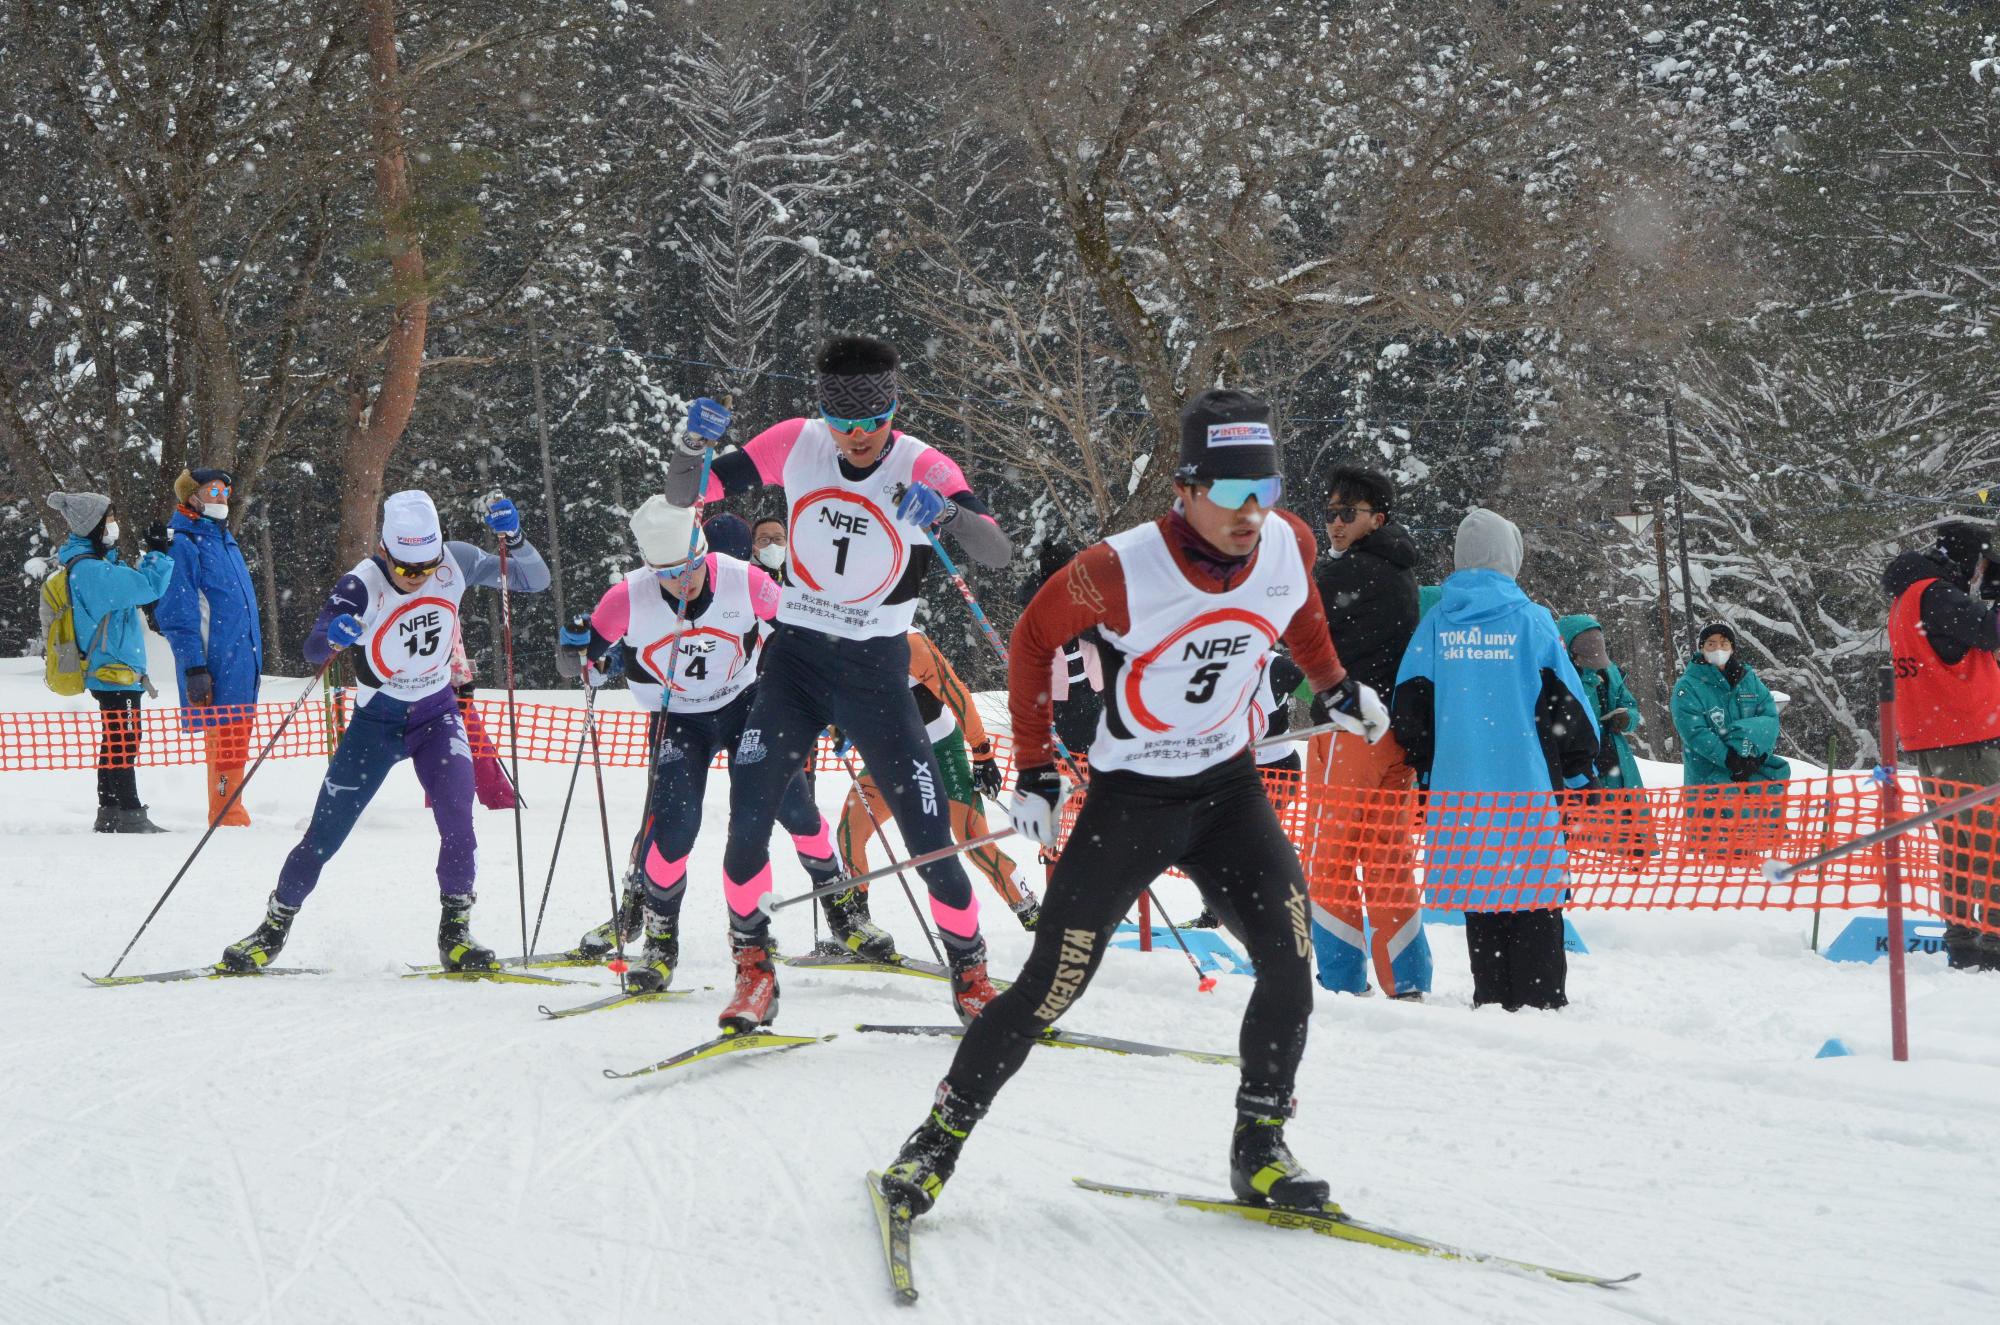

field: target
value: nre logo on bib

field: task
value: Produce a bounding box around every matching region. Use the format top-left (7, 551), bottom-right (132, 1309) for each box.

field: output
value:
top-left (1120, 608), bottom-right (1278, 735)
top-left (788, 487), bottom-right (906, 604)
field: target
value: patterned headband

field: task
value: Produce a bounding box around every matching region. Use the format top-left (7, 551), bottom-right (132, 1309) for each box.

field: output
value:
top-left (818, 368), bottom-right (897, 419)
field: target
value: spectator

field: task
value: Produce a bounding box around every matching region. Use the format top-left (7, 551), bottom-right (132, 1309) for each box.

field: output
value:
top-left (1670, 622), bottom-right (1791, 850)
top-left (1392, 508), bottom-right (1599, 1010)
top-left (1303, 465), bottom-right (1432, 999)
top-left (1557, 614), bottom-right (1644, 790)
top-left (751, 515), bottom-right (789, 578)
top-left (153, 468), bottom-right (263, 827)
top-left (1884, 521), bottom-right (2000, 971)
top-left (46, 490), bottom-right (175, 833)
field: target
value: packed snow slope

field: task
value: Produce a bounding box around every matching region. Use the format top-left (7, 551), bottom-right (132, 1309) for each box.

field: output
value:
top-left (4, 655), bottom-right (1998, 1324)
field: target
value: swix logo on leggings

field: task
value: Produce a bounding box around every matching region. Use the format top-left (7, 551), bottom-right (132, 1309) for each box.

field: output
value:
top-left (1091, 517), bottom-right (1307, 776)
top-left (911, 759), bottom-right (938, 816)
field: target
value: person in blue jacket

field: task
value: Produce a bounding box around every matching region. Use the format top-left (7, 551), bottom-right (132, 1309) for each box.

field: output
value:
top-left (1391, 509), bottom-right (1601, 1010)
top-left (153, 468), bottom-right (263, 827)
top-left (46, 490), bottom-right (176, 833)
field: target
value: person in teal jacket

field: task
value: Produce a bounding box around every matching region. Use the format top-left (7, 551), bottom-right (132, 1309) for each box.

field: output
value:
top-left (1671, 622), bottom-right (1791, 834)
top-left (46, 490), bottom-right (175, 833)
top-left (1557, 614), bottom-right (1644, 790)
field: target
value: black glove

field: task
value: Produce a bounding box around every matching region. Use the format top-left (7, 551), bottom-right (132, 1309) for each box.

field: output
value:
top-left (1724, 749), bottom-right (1760, 781)
top-left (972, 751), bottom-right (1004, 798)
top-left (143, 522), bottom-right (173, 553)
top-left (1601, 707), bottom-right (1631, 735)
top-left (1594, 740), bottom-right (1620, 776)
top-left (185, 666), bottom-right (213, 706)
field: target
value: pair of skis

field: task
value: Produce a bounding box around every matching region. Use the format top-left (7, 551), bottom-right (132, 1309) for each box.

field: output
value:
top-left (866, 1175), bottom-right (1639, 1305)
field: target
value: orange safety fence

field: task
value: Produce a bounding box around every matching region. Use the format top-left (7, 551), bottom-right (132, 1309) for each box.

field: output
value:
top-left (6, 696), bottom-right (1994, 938)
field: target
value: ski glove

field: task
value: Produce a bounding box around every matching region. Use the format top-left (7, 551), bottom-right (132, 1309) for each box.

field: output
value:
top-left (682, 397), bottom-right (732, 450)
top-left (559, 614), bottom-right (591, 652)
top-left (143, 522), bottom-right (173, 553)
top-left (185, 666), bottom-right (213, 706)
top-left (484, 495), bottom-right (521, 541)
top-left (1724, 749), bottom-right (1761, 781)
top-left (327, 613), bottom-right (365, 651)
top-left (1319, 677), bottom-right (1390, 744)
top-left (972, 753), bottom-right (1004, 798)
top-left (894, 482), bottom-right (954, 530)
top-left (1009, 763), bottom-right (1064, 848)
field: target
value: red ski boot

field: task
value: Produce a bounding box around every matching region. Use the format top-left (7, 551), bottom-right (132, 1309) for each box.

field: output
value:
top-left (949, 949), bottom-right (1000, 1024)
top-left (718, 937), bottom-right (779, 1034)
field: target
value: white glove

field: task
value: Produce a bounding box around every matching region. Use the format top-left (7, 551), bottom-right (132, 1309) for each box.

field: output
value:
top-left (1321, 678), bottom-right (1391, 745)
top-left (1008, 765), bottom-right (1065, 848)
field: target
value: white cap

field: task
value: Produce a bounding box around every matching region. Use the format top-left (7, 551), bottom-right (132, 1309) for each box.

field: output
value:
top-left (382, 490), bottom-right (443, 562)
top-left (631, 495), bottom-right (706, 566)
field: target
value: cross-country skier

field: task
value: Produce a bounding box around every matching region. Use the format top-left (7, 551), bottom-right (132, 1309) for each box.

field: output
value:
top-left (556, 496), bottom-right (848, 989)
top-left (877, 389), bottom-right (1390, 1217)
top-left (660, 336), bottom-right (1014, 1030)
top-left (218, 490), bottom-right (550, 972)
top-left (835, 628), bottom-right (1042, 932)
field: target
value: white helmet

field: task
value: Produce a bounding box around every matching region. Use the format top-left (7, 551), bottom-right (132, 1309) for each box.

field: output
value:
top-left (630, 495), bottom-right (706, 566)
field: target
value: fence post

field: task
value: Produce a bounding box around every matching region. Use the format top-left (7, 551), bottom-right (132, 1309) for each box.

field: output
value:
top-left (1876, 666), bottom-right (1910, 1062)
top-left (1137, 890), bottom-right (1153, 951)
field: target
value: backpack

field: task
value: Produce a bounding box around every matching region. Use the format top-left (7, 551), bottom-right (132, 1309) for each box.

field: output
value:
top-left (39, 557), bottom-right (109, 697)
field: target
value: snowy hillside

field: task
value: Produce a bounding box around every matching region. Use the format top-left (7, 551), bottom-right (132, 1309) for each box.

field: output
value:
top-left (4, 659), bottom-right (1998, 1323)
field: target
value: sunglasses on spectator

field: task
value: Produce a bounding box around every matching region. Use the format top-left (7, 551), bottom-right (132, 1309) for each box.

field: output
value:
top-left (389, 555), bottom-right (444, 580)
top-left (1200, 475), bottom-right (1284, 510)
top-left (1326, 504), bottom-right (1380, 524)
top-left (822, 405), bottom-right (897, 435)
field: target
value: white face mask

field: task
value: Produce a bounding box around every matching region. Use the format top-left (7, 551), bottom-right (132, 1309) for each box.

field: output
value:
top-left (1703, 647), bottom-right (1732, 668)
top-left (756, 543), bottom-right (786, 570)
top-left (202, 502), bottom-right (230, 520)
top-left (102, 520), bottom-right (120, 545)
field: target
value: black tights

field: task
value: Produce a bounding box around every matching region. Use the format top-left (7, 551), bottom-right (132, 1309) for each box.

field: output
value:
top-left (93, 690), bottom-right (143, 810)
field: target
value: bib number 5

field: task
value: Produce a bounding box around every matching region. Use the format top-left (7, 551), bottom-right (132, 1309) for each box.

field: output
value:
top-left (1185, 661), bottom-right (1226, 705)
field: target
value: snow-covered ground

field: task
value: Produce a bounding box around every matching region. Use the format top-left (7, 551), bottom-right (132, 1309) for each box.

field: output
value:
top-left (4, 652), bottom-right (1998, 1323)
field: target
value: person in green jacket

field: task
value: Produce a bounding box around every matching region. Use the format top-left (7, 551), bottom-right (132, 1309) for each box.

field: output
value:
top-left (1557, 614), bottom-right (1644, 790)
top-left (1671, 622), bottom-right (1791, 836)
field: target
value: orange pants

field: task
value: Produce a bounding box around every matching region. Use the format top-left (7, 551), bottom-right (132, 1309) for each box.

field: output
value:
top-left (838, 774), bottom-right (1028, 907)
top-left (1302, 729), bottom-right (1430, 995)
top-left (204, 720), bottom-right (252, 826)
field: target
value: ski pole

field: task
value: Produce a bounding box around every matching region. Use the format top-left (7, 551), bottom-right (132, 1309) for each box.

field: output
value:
top-left (496, 529), bottom-right (529, 964)
top-left (917, 525), bottom-right (1215, 990)
top-left (835, 747), bottom-right (946, 965)
top-left (583, 673), bottom-right (628, 988)
top-left (528, 684), bottom-right (595, 954)
top-left (1763, 772), bottom-right (2000, 884)
top-left (766, 827), bottom-right (1023, 913)
top-left (100, 659), bottom-right (334, 979)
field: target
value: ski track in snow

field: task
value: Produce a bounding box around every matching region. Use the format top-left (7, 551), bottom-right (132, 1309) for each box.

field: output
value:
top-left (3, 660), bottom-right (1999, 1322)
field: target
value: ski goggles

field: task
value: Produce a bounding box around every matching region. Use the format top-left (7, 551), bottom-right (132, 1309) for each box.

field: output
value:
top-left (821, 403), bottom-right (897, 435)
top-left (389, 554), bottom-right (445, 581)
top-left (650, 554), bottom-right (704, 581)
top-left (1198, 475), bottom-right (1284, 511)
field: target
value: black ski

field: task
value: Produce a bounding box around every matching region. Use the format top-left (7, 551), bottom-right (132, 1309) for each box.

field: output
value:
top-left (865, 1171), bottom-right (919, 1304)
top-left (1074, 1179), bottom-right (1639, 1288)
top-left (856, 1023), bottom-right (1237, 1067)
top-left (602, 1031), bottom-right (832, 1079)
top-left (86, 965), bottom-right (326, 987)
top-left (538, 987), bottom-right (698, 1019)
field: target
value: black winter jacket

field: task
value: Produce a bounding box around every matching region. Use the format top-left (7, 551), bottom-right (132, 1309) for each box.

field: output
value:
top-left (1882, 550), bottom-right (2000, 666)
top-left (1314, 522), bottom-right (1422, 696)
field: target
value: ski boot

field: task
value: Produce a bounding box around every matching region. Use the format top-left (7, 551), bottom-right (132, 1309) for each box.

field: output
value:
top-left (880, 1084), bottom-right (987, 1217)
top-left (947, 942), bottom-right (1000, 1023)
top-left (820, 883), bottom-right (897, 962)
top-left (1229, 1088), bottom-right (1333, 1212)
top-left (574, 879), bottom-right (644, 960)
top-left (625, 910), bottom-right (679, 993)
top-left (438, 893), bottom-right (499, 972)
top-left (220, 893), bottom-right (301, 972)
top-left (717, 933), bottom-right (779, 1033)
top-left (1008, 882), bottom-right (1042, 932)
top-left (96, 805), bottom-right (165, 834)
top-left (1185, 906), bottom-right (1222, 930)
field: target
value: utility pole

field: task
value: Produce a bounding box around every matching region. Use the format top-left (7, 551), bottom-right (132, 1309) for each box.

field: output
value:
top-left (1666, 397), bottom-right (1697, 652)
top-left (1652, 500), bottom-right (1678, 755)
top-left (528, 309), bottom-right (567, 624)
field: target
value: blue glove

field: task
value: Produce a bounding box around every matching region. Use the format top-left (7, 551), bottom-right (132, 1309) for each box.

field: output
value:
top-left (559, 615), bottom-right (591, 651)
top-left (685, 397), bottom-right (732, 445)
top-left (484, 496), bottom-right (520, 537)
top-left (894, 482), bottom-right (950, 528)
top-left (327, 613), bottom-right (365, 651)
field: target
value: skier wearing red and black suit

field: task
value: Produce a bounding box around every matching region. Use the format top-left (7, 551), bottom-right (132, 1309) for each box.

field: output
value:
top-left (878, 389), bottom-right (1395, 1219)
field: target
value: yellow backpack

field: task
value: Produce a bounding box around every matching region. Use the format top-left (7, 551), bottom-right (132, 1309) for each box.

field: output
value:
top-left (39, 559), bottom-right (109, 696)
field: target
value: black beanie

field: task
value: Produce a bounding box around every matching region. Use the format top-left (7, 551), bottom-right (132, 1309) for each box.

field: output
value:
top-left (816, 335), bottom-right (899, 419)
top-left (1697, 621), bottom-right (1737, 649)
top-left (1930, 521), bottom-right (1992, 577)
top-left (1176, 389), bottom-right (1279, 480)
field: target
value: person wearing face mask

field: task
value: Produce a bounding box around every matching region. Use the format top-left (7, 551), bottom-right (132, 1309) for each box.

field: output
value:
top-left (153, 467), bottom-right (263, 828)
top-left (217, 489), bottom-right (550, 974)
top-left (751, 515), bottom-right (789, 579)
top-left (1670, 621), bottom-right (1792, 845)
top-left (1884, 520), bottom-right (2000, 971)
top-left (46, 491), bottom-right (176, 833)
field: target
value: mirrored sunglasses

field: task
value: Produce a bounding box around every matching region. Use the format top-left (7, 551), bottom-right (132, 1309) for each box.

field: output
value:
top-left (651, 556), bottom-right (703, 581)
top-left (1203, 475), bottom-right (1284, 511)
top-left (390, 556), bottom-right (444, 580)
top-left (821, 404), bottom-right (897, 435)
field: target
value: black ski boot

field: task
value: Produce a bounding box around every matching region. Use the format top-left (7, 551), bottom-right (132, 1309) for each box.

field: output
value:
top-left (438, 893), bottom-right (498, 972)
top-left (220, 893), bottom-right (300, 972)
top-left (625, 909), bottom-right (678, 993)
top-left (1229, 1088), bottom-right (1333, 1211)
top-left (575, 878), bottom-right (644, 959)
top-left (820, 883), bottom-right (897, 962)
top-left (97, 805), bottom-right (166, 834)
top-left (879, 1083), bottom-right (987, 1217)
